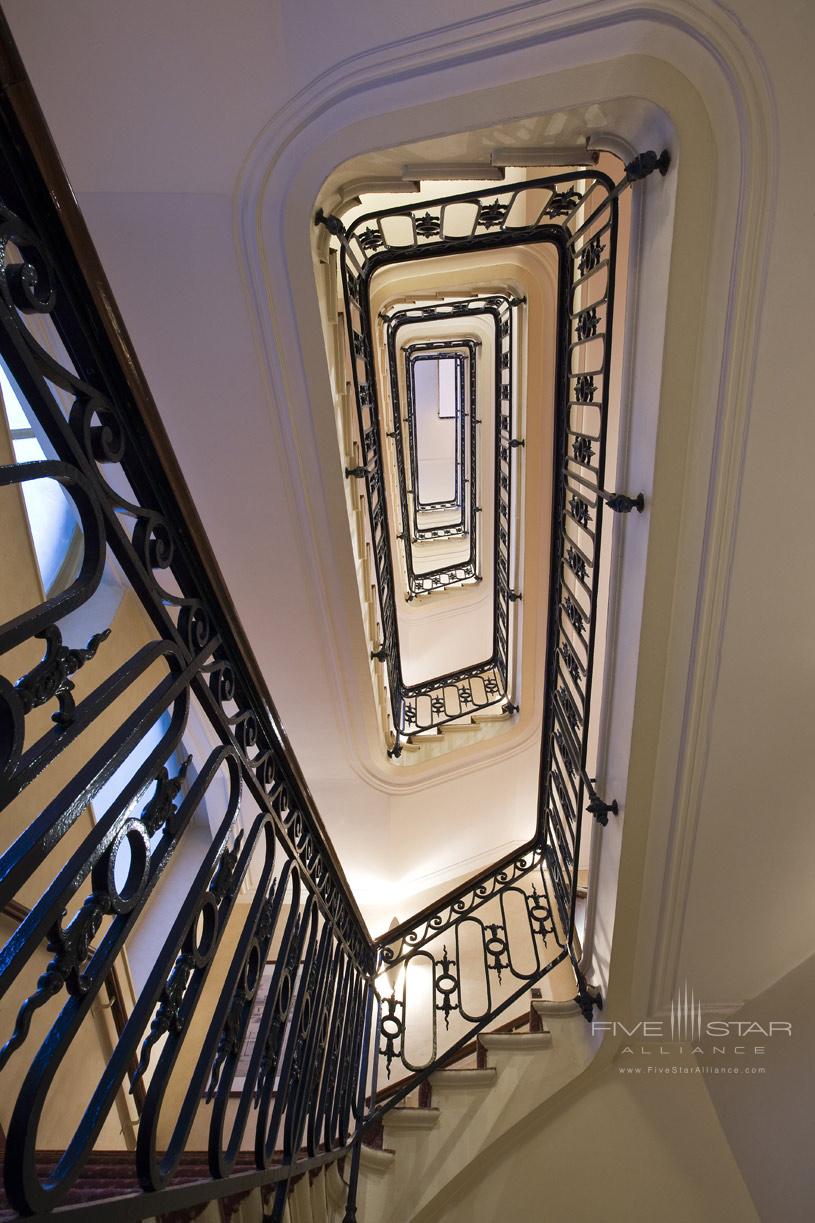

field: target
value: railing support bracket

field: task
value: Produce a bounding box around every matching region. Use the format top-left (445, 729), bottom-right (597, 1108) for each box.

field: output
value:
top-left (599, 488), bottom-right (644, 514)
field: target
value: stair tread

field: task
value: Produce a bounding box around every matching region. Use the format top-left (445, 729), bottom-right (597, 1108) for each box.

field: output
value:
top-left (430, 1067), bottom-right (497, 1088)
top-left (383, 1106), bottom-right (441, 1130)
top-left (479, 1029), bottom-right (552, 1050)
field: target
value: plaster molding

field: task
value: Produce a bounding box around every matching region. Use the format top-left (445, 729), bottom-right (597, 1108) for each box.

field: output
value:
top-left (232, 0), bottom-right (776, 1009)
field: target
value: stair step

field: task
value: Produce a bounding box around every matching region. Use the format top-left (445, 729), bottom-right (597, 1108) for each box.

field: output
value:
top-left (383, 1106), bottom-right (441, 1131)
top-left (406, 729), bottom-right (441, 743)
top-left (430, 1067), bottom-right (497, 1090)
top-left (439, 721), bottom-right (476, 735)
top-left (532, 998), bottom-right (581, 1018)
top-left (359, 1145), bottom-right (396, 1174)
top-left (479, 1028), bottom-right (552, 1051)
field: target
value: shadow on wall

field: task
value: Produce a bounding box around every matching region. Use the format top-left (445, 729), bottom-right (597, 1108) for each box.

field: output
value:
top-left (703, 952), bottom-right (815, 1223)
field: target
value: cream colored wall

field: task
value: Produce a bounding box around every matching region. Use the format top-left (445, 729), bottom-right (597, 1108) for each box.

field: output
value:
top-left (416, 1056), bottom-right (759, 1223)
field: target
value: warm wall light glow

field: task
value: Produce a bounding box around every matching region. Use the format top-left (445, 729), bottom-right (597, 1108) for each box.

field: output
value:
top-left (375, 963), bottom-right (405, 1003)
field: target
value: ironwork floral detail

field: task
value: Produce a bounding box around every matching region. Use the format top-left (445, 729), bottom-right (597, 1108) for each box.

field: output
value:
top-left (210, 834), bottom-right (243, 904)
top-left (357, 227), bottom-right (384, 252)
top-left (559, 687), bottom-right (579, 733)
top-left (566, 546), bottom-right (587, 583)
top-left (206, 993), bottom-right (244, 1102)
top-left (576, 306), bottom-right (599, 341)
top-left (560, 640), bottom-right (580, 685)
top-left (485, 923), bottom-right (509, 982)
top-left (15, 624), bottom-right (111, 727)
top-left (527, 887), bottom-right (552, 939)
top-left (434, 946), bottom-right (458, 1029)
top-left (555, 729), bottom-right (574, 779)
top-left (564, 596), bottom-right (584, 636)
top-left (569, 495), bottom-right (589, 527)
top-left (578, 236), bottom-right (603, 273)
top-left (457, 686), bottom-right (473, 706)
top-left (414, 212), bottom-right (440, 238)
top-left (0, 892), bottom-right (112, 1071)
top-left (572, 435), bottom-right (594, 465)
top-left (544, 187), bottom-right (580, 217)
top-left (379, 996), bottom-right (404, 1077)
top-left (140, 755), bottom-right (192, 837)
top-left (478, 201), bottom-right (507, 228)
top-left (131, 951), bottom-right (195, 1089)
top-left (574, 374), bottom-right (596, 404)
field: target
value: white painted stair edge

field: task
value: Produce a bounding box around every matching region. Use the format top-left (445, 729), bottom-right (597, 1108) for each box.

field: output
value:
top-left (383, 1106), bottom-right (441, 1131)
top-left (479, 1027), bottom-right (552, 1050)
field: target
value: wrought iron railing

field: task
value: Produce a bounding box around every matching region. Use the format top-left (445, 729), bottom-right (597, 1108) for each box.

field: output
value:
top-left (405, 350), bottom-right (465, 521)
top-left (0, 38), bottom-right (376, 1223)
top-left (394, 335), bottom-right (477, 592)
top-left (354, 291), bottom-right (521, 748)
top-left (319, 146), bottom-right (670, 1040)
top-left (0, 18), bottom-right (669, 1218)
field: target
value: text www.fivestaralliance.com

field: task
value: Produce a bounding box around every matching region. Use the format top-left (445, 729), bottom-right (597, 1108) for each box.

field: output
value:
top-left (618, 1065), bottom-right (766, 1074)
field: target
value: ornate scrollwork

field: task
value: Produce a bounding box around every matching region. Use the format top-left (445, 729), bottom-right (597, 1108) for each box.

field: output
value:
top-left (378, 996), bottom-right (404, 1078)
top-left (0, 214), bottom-right (57, 315)
top-left (565, 545), bottom-right (587, 583)
top-left (544, 187), bottom-right (580, 217)
top-left (69, 394), bottom-right (127, 465)
top-left (357, 227), bottom-right (384, 253)
top-left (414, 212), bottom-right (441, 238)
top-left (477, 201), bottom-right (507, 229)
top-left (15, 624), bottom-right (111, 727)
top-left (569, 495), bottom-right (590, 527)
top-left (578, 236), bottom-right (603, 274)
top-left (572, 435), bottom-right (595, 465)
top-left (140, 755), bottom-right (191, 837)
top-left (576, 306), bottom-right (599, 341)
top-left (574, 374), bottom-right (596, 404)
top-left (0, 892), bottom-right (111, 1072)
top-left (562, 596), bottom-right (580, 635)
top-left (131, 951), bottom-right (195, 1090)
top-left (434, 946), bottom-right (458, 1029)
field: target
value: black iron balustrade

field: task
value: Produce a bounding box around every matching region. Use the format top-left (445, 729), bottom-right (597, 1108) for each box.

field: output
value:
top-left (368, 845), bottom-right (569, 1102)
top-left (0, 56), bottom-right (379, 1223)
top-left (393, 336), bottom-right (477, 593)
top-left (357, 292), bottom-right (521, 749)
top-left (320, 151), bottom-right (667, 965)
top-left (405, 349), bottom-right (466, 526)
